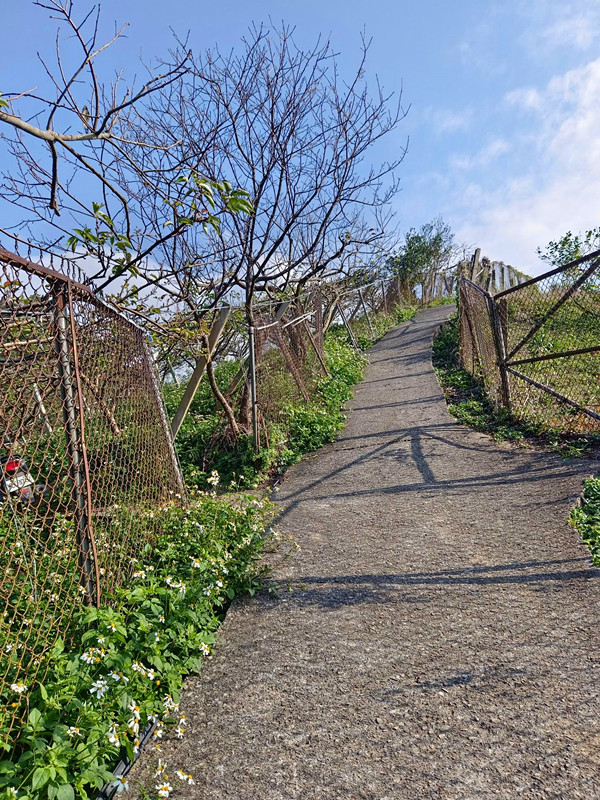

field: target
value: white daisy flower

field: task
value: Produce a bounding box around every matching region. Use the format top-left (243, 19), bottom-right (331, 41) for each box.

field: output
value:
top-left (90, 679), bottom-right (108, 699)
top-left (112, 776), bottom-right (129, 793)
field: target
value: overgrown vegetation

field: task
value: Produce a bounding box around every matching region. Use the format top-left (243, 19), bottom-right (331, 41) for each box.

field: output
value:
top-left (0, 490), bottom-right (274, 800)
top-left (432, 314), bottom-right (597, 458)
top-left (165, 305), bottom-right (416, 490)
top-left (537, 227), bottom-right (600, 267)
top-left (570, 477), bottom-right (600, 563)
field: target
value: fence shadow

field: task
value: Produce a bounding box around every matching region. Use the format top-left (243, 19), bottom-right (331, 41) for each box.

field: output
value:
top-left (264, 557), bottom-right (599, 611)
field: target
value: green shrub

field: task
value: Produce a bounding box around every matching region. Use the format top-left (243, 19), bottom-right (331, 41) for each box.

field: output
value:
top-left (571, 477), bottom-right (600, 563)
top-left (0, 491), bottom-right (274, 800)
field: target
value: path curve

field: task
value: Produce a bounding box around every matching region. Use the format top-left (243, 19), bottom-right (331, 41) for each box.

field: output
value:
top-left (141, 307), bottom-right (600, 799)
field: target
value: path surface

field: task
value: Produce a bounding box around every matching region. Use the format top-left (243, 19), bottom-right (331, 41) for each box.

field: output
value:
top-left (142, 307), bottom-right (600, 799)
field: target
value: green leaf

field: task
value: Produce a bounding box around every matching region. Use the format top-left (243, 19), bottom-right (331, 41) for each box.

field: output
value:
top-left (31, 766), bottom-right (52, 790)
top-left (124, 738), bottom-right (134, 764)
top-left (28, 708), bottom-right (44, 729)
top-left (56, 784), bottom-right (75, 800)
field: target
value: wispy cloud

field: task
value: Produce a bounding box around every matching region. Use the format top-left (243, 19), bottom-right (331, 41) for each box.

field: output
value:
top-left (450, 138), bottom-right (510, 171)
top-left (538, 2), bottom-right (600, 51)
top-left (423, 106), bottom-right (473, 134)
top-left (504, 87), bottom-right (542, 111)
top-left (452, 57), bottom-right (600, 271)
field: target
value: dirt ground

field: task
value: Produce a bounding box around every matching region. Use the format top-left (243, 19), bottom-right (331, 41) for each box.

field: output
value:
top-left (129, 306), bottom-right (600, 799)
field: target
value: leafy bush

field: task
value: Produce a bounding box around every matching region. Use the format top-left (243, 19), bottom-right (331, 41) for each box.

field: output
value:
top-left (571, 477), bottom-right (600, 564)
top-left (0, 491), bottom-right (274, 800)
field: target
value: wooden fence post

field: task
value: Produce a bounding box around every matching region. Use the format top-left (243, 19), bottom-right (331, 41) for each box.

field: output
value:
top-left (487, 294), bottom-right (511, 410)
top-left (170, 306), bottom-right (231, 438)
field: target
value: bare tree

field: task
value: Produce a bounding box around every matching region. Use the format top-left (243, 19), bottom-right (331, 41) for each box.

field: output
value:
top-left (0, 0), bottom-right (251, 295)
top-left (1, 12), bottom-right (406, 436)
top-left (120, 25), bottom-right (406, 316)
top-left (111, 24), bottom-right (406, 429)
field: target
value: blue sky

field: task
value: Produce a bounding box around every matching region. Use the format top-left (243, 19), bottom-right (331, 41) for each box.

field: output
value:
top-left (2, 0), bottom-right (600, 275)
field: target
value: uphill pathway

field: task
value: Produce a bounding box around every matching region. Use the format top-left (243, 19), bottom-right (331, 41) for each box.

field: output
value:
top-left (143, 306), bottom-right (600, 799)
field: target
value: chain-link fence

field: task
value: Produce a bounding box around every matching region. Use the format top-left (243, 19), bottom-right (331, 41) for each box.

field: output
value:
top-left (0, 248), bottom-right (184, 738)
top-left (459, 250), bottom-right (600, 433)
top-left (253, 301), bottom-right (326, 430)
top-left (164, 275), bottom-right (415, 454)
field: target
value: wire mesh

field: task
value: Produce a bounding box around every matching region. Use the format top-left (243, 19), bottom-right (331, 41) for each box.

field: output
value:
top-left (500, 253), bottom-right (600, 432)
top-left (0, 249), bottom-right (184, 739)
top-left (253, 301), bottom-right (325, 429)
top-left (459, 251), bottom-right (600, 433)
top-left (459, 280), bottom-right (502, 403)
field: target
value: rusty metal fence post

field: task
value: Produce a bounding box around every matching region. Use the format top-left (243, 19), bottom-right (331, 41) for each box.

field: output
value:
top-left (51, 281), bottom-right (99, 607)
top-left (487, 293), bottom-right (511, 410)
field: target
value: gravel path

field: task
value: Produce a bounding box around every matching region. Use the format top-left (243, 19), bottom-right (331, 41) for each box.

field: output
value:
top-left (138, 306), bottom-right (600, 799)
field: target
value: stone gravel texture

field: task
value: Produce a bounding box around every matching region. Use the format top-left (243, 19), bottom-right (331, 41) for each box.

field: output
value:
top-left (131, 305), bottom-right (600, 799)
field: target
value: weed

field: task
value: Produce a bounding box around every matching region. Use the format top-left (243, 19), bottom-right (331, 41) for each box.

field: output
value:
top-left (0, 490), bottom-right (274, 800)
top-left (433, 314), bottom-right (599, 458)
top-left (571, 477), bottom-right (600, 564)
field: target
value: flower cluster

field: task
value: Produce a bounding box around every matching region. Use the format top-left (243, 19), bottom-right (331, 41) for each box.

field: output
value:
top-left (80, 646), bottom-right (107, 665)
top-left (0, 489), bottom-right (273, 800)
top-left (206, 470), bottom-right (220, 489)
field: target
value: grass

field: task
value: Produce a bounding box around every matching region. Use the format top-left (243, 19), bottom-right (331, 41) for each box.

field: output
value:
top-left (432, 313), bottom-right (599, 459)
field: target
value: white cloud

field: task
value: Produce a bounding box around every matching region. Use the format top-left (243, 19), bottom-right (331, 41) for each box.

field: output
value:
top-left (452, 58), bottom-right (600, 273)
top-left (508, 0), bottom-right (600, 56)
top-left (423, 107), bottom-right (473, 134)
top-left (539, 5), bottom-right (600, 51)
top-left (450, 139), bottom-right (510, 171)
top-left (504, 87), bottom-right (542, 111)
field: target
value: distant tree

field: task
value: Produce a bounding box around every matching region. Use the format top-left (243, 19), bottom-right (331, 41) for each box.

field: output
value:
top-left (386, 217), bottom-right (455, 302)
top-left (537, 228), bottom-right (600, 268)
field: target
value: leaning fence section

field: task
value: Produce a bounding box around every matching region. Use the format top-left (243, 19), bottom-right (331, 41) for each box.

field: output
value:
top-left (459, 250), bottom-right (600, 434)
top-left (163, 275), bottom-right (413, 455)
top-left (250, 277), bottom-right (411, 447)
top-left (0, 248), bottom-right (183, 738)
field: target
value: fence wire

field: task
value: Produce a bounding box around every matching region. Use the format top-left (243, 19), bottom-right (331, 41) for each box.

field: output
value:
top-left (459, 250), bottom-right (600, 434)
top-left (162, 272), bottom-right (428, 457)
top-left (0, 249), bottom-right (184, 740)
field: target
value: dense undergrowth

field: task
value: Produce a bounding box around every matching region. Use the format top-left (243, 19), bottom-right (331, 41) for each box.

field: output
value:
top-left (0, 491), bottom-right (274, 800)
top-left (164, 305), bottom-right (417, 490)
top-left (571, 477), bottom-right (600, 564)
top-left (432, 313), bottom-right (598, 459)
